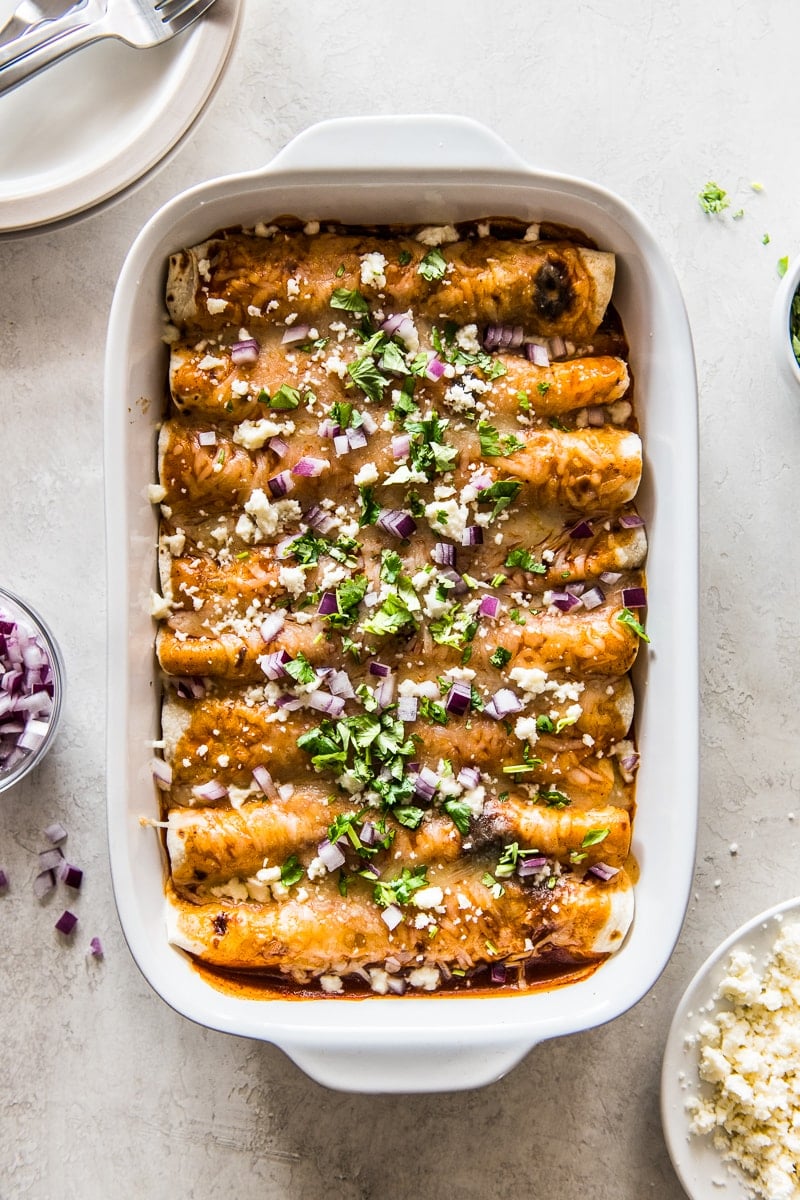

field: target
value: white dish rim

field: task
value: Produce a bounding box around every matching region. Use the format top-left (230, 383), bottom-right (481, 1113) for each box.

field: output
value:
top-left (104, 114), bottom-right (699, 1094)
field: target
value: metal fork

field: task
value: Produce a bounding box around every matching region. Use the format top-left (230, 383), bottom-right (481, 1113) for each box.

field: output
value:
top-left (0, 0), bottom-right (218, 97)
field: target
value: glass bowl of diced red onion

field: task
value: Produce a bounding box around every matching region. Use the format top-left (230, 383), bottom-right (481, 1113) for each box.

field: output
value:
top-left (0, 587), bottom-right (64, 793)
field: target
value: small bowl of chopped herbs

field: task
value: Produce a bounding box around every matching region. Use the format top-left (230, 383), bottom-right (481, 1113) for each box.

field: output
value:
top-left (771, 253), bottom-right (800, 386)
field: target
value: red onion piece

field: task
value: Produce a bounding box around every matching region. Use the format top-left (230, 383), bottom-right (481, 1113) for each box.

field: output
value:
top-left (392, 433), bottom-right (411, 459)
top-left (360, 822), bottom-right (378, 847)
top-left (260, 649), bottom-right (290, 680)
top-left (0, 868), bottom-right (7, 890)
top-left (397, 696), bottom-right (418, 722)
top-left (58, 862), bottom-right (83, 890)
top-left (55, 910), bottom-right (78, 935)
top-left (580, 586), bottom-right (606, 611)
top-left (470, 472), bottom-right (492, 492)
top-left (445, 682), bottom-right (472, 716)
top-left (599, 571), bottom-right (622, 586)
top-left (549, 335), bottom-right (567, 358)
top-left (432, 543), bottom-right (456, 568)
top-left (550, 591), bottom-right (582, 613)
top-left (267, 470), bottom-right (295, 498)
top-left (317, 592), bottom-right (339, 617)
top-left (174, 676), bottom-right (206, 700)
top-left (586, 406), bottom-right (605, 427)
top-left (152, 757), bottom-right (172, 789)
top-left (18, 718), bottom-right (48, 752)
top-left (375, 675), bottom-right (395, 710)
top-left (491, 963), bottom-right (507, 984)
top-left (461, 525), bottom-right (483, 546)
top-left (569, 520), bottom-right (594, 539)
top-left (304, 505), bottom-right (337, 534)
top-left (424, 354), bottom-right (446, 381)
top-left (317, 838), bottom-right (346, 872)
top-left (517, 855), bottom-right (548, 877)
top-left (381, 313), bottom-right (406, 335)
top-left (293, 456), bottom-right (329, 478)
top-left (191, 780), bottom-right (228, 803)
top-left (479, 594), bottom-right (501, 619)
top-left (485, 688), bottom-right (523, 720)
top-left (280, 325), bottom-right (310, 345)
top-left (231, 338), bottom-right (260, 364)
top-left (198, 430), bottom-right (217, 447)
top-left (526, 341), bottom-right (550, 367)
top-left (381, 904), bottom-right (403, 931)
top-left (317, 418), bottom-right (340, 439)
top-left (618, 513), bottom-right (645, 529)
top-left (413, 766), bottom-right (440, 801)
top-left (34, 869), bottom-right (55, 899)
top-left (329, 670), bottom-right (356, 699)
top-left (588, 862), bottom-right (620, 881)
top-left (377, 509), bottom-right (417, 540)
top-left (43, 822), bottom-right (67, 845)
top-left (252, 764), bottom-right (279, 800)
top-left (38, 848), bottom-right (64, 872)
top-left (347, 427), bottom-right (369, 451)
top-left (267, 435), bottom-right (289, 459)
top-left (308, 691), bottom-right (346, 716)
top-left (622, 587), bottom-right (647, 609)
top-left (368, 661), bottom-right (391, 677)
top-left (275, 694), bottom-right (304, 711)
top-left (483, 325), bottom-right (501, 351)
top-left (89, 936), bottom-right (104, 959)
top-left (457, 766), bottom-right (480, 789)
top-left (259, 611), bottom-right (286, 644)
top-left (333, 434), bottom-right (350, 457)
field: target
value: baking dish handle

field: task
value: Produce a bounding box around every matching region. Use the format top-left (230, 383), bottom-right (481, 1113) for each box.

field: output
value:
top-left (282, 1037), bottom-right (534, 1095)
top-left (266, 115), bottom-right (529, 175)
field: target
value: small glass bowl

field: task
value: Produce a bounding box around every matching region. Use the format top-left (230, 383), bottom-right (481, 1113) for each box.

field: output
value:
top-left (770, 254), bottom-right (800, 387)
top-left (0, 587), bottom-right (65, 794)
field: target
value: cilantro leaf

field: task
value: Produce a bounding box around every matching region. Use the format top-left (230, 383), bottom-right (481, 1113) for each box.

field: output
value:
top-left (698, 182), bottom-right (730, 214)
top-left (489, 646), bottom-right (512, 669)
top-left (269, 384), bottom-right (302, 410)
top-left (617, 606), bottom-right (651, 643)
top-left (330, 287), bottom-right (370, 314)
top-left (361, 590), bottom-right (419, 637)
top-left (581, 827), bottom-right (610, 848)
top-left (443, 799), bottom-right (472, 835)
top-left (280, 855), bottom-right (304, 887)
top-left (284, 652), bottom-right (317, 686)
top-left (394, 805), bottom-right (426, 829)
top-left (505, 547), bottom-right (546, 574)
top-left (417, 248), bottom-right (447, 282)
top-left (348, 355), bottom-right (389, 403)
top-left (477, 479), bottom-right (522, 520)
top-left (478, 421), bottom-right (526, 458)
top-left (358, 485), bottom-right (380, 527)
top-left (374, 865), bottom-right (428, 908)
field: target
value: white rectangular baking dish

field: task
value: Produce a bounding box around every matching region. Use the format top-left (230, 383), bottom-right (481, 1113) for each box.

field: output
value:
top-left (104, 115), bottom-right (698, 1094)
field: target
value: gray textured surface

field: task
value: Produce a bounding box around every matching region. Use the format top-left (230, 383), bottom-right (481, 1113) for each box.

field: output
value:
top-left (3, 1), bottom-right (800, 1196)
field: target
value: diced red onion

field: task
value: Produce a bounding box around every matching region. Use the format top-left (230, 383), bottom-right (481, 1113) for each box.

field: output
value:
top-left (392, 433), bottom-right (411, 459)
top-left (0, 869), bottom-right (7, 890)
top-left (461, 525), bottom-right (483, 546)
top-left (549, 335), bottom-right (567, 358)
top-left (280, 325), bottom-right (310, 345)
top-left (565, 582), bottom-right (585, 597)
top-left (34, 869), bottom-right (55, 899)
top-left (586, 406), bottom-right (605, 427)
top-left (377, 509), bottom-right (417, 540)
top-left (550, 591), bottom-right (582, 613)
top-left (329, 670), bottom-right (356, 699)
top-left (381, 313), bottom-right (406, 335)
top-left (359, 821), bottom-right (377, 847)
top-left (483, 325), bottom-right (501, 351)
top-left (58, 862), bottom-right (83, 889)
top-left (260, 649), bottom-right (290, 680)
top-left (439, 567), bottom-right (467, 595)
top-left (414, 766), bottom-right (441, 801)
top-left (259, 611), bottom-right (285, 644)
top-left (267, 435), bottom-right (289, 458)
top-left (252, 764), bottom-right (279, 800)
top-left (18, 719), bottom-right (48, 752)
top-left (317, 418), bottom-right (340, 439)
top-left (55, 910), bottom-right (78, 935)
top-left (580, 586), bottom-right (606, 611)
top-left (191, 779), bottom-right (228, 803)
top-left (1, 669), bottom-right (22, 694)
top-left (198, 430), bottom-right (217, 447)
top-left (369, 661), bottom-right (391, 677)
top-left (308, 691), bottom-right (346, 716)
top-left (333, 434), bottom-right (350, 457)
top-left (397, 696), bottom-right (418, 722)
top-left (433, 543), bottom-right (457, 569)
top-left (275, 694), bottom-right (304, 711)
top-left (267, 470), bottom-right (294, 498)
top-left (445, 682), bottom-right (472, 716)
top-left (424, 354), bottom-right (446, 381)
top-left (618, 513), bottom-right (645, 529)
top-left (485, 688), bottom-right (523, 720)
top-left (43, 822), bottom-right (67, 845)
top-left (479, 594), bottom-right (501, 619)
top-left (491, 964), bottom-right (507, 984)
top-left (89, 936), bottom-right (104, 959)
top-left (231, 338), bottom-right (260, 364)
top-left (457, 766), bottom-right (480, 789)
top-left (381, 904), bottom-right (403, 932)
top-left (304, 505), bottom-right (337, 534)
top-left (347, 427), bottom-right (369, 450)
top-left (517, 855), bottom-right (548, 877)
top-left (619, 752), bottom-right (640, 783)
top-left (317, 838), bottom-right (346, 872)
top-left (569, 520), bottom-right (594, 539)
top-left (174, 676), bottom-right (206, 700)
top-left (599, 571), bottom-right (622, 585)
top-left (622, 587), bottom-right (647, 609)
top-left (39, 848), bottom-right (63, 872)
top-left (588, 862), bottom-right (620, 881)
top-left (376, 675), bottom-right (395, 710)
top-left (152, 757), bottom-right (172, 789)
top-left (470, 472), bottom-right (492, 492)
top-left (526, 342), bottom-right (550, 367)
top-left (317, 592), bottom-right (339, 617)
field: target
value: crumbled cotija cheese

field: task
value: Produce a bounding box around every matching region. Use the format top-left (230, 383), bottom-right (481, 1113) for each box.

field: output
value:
top-left (686, 921), bottom-right (800, 1199)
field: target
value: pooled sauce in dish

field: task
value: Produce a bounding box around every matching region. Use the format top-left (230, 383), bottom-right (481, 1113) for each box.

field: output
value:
top-left (148, 217), bottom-right (647, 998)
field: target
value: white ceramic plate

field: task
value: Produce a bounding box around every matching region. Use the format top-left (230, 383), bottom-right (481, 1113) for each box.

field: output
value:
top-left (661, 895), bottom-right (800, 1199)
top-left (0, 0), bottom-right (241, 235)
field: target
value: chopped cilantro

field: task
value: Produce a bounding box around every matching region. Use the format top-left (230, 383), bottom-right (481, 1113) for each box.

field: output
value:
top-left (269, 383), bottom-right (302, 411)
top-left (536, 714), bottom-right (555, 734)
top-left (505, 547), bottom-right (546, 574)
top-left (299, 336), bottom-right (329, 353)
top-left (478, 421), bottom-right (526, 458)
top-left (398, 249), bottom-right (412, 266)
top-left (482, 871), bottom-right (505, 898)
top-left (538, 788), bottom-right (570, 809)
top-left (778, 255), bottom-right (789, 278)
top-left (494, 842), bottom-right (540, 879)
top-left (280, 855), bottom-right (303, 887)
top-left (374, 865), bottom-right (428, 908)
top-left (509, 608), bottom-right (525, 626)
top-left (762, 233), bottom-right (770, 245)
top-left (284, 652), bottom-right (317, 686)
top-left (617, 606), bottom-right (650, 643)
top-left (549, 416), bottom-right (568, 431)
top-left (380, 549), bottom-right (403, 584)
top-left (323, 575), bottom-right (368, 629)
top-left (297, 710), bottom-right (416, 809)
top-left (379, 341), bottom-right (410, 376)
top-left (335, 264), bottom-right (346, 278)
top-left (417, 248), bottom-right (447, 282)
top-left (698, 182), bottom-right (730, 214)
top-left (330, 287), bottom-right (369, 313)
top-left (477, 479), bottom-right (522, 520)
top-left (361, 589), bottom-right (419, 637)
top-left (394, 805), bottom-right (425, 829)
top-left (429, 605), bottom-right (478, 651)
top-left (419, 696), bottom-right (448, 725)
top-left (489, 646), bottom-right (512, 669)
top-left (358, 485), bottom-right (380, 527)
top-left (536, 381), bottom-right (551, 395)
top-left (581, 827), bottom-right (610, 848)
top-left (347, 355), bottom-right (389, 403)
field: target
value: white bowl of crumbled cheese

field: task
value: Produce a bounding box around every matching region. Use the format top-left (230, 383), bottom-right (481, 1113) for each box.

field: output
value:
top-left (661, 896), bottom-right (800, 1200)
